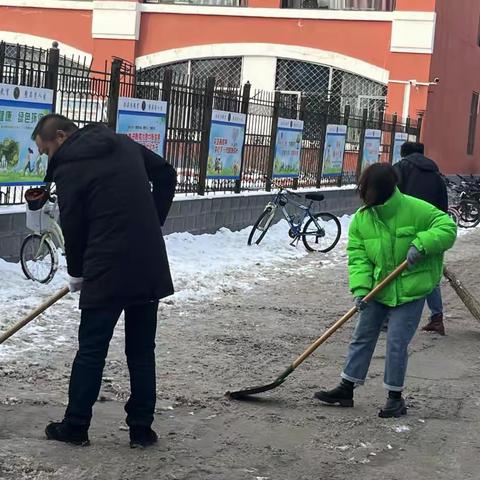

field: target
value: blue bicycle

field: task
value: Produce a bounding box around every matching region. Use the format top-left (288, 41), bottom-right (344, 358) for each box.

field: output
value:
top-left (248, 183), bottom-right (341, 253)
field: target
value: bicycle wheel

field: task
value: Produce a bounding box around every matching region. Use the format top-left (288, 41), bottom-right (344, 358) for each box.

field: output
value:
top-left (447, 207), bottom-right (460, 226)
top-left (457, 200), bottom-right (480, 229)
top-left (248, 207), bottom-right (276, 246)
top-left (302, 212), bottom-right (341, 253)
top-left (20, 234), bottom-right (58, 284)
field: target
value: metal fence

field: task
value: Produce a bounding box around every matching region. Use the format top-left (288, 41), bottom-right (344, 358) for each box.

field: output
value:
top-left (0, 41), bottom-right (421, 205)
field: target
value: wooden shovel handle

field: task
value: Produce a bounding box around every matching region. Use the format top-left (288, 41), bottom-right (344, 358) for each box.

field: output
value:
top-left (292, 261), bottom-right (408, 369)
top-left (0, 286), bottom-right (70, 345)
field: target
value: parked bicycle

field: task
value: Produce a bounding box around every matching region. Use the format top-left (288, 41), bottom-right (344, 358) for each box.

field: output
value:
top-left (443, 175), bottom-right (480, 229)
top-left (21, 186), bottom-right (64, 283)
top-left (248, 180), bottom-right (342, 253)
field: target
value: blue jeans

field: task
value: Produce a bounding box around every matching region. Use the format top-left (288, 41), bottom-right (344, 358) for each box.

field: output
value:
top-left (426, 285), bottom-right (443, 317)
top-left (341, 299), bottom-right (425, 391)
top-left (65, 302), bottom-right (158, 427)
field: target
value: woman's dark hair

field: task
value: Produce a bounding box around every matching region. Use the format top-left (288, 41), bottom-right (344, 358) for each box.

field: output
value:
top-left (358, 163), bottom-right (399, 207)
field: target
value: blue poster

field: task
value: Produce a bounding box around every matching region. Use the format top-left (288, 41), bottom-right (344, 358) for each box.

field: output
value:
top-left (392, 132), bottom-right (408, 164)
top-left (322, 124), bottom-right (347, 177)
top-left (0, 84), bottom-right (53, 186)
top-left (116, 97), bottom-right (167, 156)
top-left (207, 110), bottom-right (246, 179)
top-left (362, 129), bottom-right (382, 170)
top-left (274, 118), bottom-right (304, 178)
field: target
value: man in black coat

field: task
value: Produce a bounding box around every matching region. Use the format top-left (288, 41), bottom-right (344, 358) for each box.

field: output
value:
top-left (32, 114), bottom-right (176, 447)
top-left (394, 141), bottom-right (448, 336)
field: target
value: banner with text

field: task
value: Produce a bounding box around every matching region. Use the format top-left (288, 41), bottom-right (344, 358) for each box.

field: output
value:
top-left (322, 124), bottom-right (347, 176)
top-left (274, 118), bottom-right (304, 178)
top-left (0, 84), bottom-right (53, 186)
top-left (392, 132), bottom-right (408, 165)
top-left (362, 129), bottom-right (382, 170)
top-left (207, 110), bottom-right (246, 179)
top-left (116, 97), bottom-right (167, 156)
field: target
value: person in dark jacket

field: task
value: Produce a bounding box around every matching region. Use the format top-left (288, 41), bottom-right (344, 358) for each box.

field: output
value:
top-left (32, 114), bottom-right (176, 448)
top-left (394, 141), bottom-right (449, 335)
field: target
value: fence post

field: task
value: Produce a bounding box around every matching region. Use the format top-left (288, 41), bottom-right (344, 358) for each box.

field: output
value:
top-left (0, 42), bottom-right (5, 84)
top-left (356, 108), bottom-right (369, 181)
top-left (266, 91), bottom-right (281, 192)
top-left (338, 103), bottom-right (350, 187)
top-left (416, 115), bottom-right (423, 142)
top-left (107, 58), bottom-right (123, 131)
top-left (388, 113), bottom-right (398, 165)
top-left (46, 42), bottom-right (60, 111)
top-left (315, 101), bottom-right (330, 189)
top-left (235, 81), bottom-right (250, 194)
top-left (161, 69), bottom-right (173, 159)
top-left (198, 76), bottom-right (216, 196)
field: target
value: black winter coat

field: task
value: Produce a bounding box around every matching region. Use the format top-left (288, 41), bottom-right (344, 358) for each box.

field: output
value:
top-left (44, 124), bottom-right (176, 309)
top-left (394, 153), bottom-right (448, 212)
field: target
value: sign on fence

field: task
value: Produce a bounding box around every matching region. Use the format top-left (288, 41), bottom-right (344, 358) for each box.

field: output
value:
top-left (392, 132), bottom-right (408, 165)
top-left (0, 84), bottom-right (53, 186)
top-left (322, 124), bottom-right (347, 176)
top-left (362, 129), bottom-right (382, 170)
top-left (207, 110), bottom-right (246, 179)
top-left (274, 118), bottom-right (304, 178)
top-left (116, 97), bottom-right (167, 156)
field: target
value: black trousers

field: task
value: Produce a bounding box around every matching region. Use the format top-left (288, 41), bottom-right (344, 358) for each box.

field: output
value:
top-left (65, 301), bottom-right (159, 427)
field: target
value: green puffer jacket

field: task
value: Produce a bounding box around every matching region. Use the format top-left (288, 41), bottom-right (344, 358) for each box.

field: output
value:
top-left (348, 188), bottom-right (457, 307)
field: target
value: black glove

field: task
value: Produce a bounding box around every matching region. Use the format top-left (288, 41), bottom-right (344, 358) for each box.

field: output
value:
top-left (355, 297), bottom-right (367, 311)
top-left (407, 245), bottom-right (423, 268)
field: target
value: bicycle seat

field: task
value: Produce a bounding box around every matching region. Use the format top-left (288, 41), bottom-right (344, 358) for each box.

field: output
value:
top-left (305, 193), bottom-right (325, 202)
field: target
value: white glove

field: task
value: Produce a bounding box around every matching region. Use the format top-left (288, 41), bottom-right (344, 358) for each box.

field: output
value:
top-left (68, 276), bottom-right (83, 293)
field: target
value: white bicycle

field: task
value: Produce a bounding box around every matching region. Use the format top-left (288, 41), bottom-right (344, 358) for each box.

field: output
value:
top-left (21, 187), bottom-right (65, 284)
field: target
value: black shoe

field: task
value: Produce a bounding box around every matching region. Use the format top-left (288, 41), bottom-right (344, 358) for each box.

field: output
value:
top-left (129, 426), bottom-right (158, 448)
top-left (378, 398), bottom-right (407, 418)
top-left (314, 381), bottom-right (354, 407)
top-left (45, 421), bottom-right (90, 446)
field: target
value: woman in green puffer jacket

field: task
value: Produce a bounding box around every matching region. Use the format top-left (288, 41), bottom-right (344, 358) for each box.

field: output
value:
top-left (314, 163), bottom-right (457, 418)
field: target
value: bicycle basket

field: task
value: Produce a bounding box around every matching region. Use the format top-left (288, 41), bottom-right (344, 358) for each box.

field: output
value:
top-left (25, 188), bottom-right (49, 211)
top-left (25, 199), bottom-right (59, 234)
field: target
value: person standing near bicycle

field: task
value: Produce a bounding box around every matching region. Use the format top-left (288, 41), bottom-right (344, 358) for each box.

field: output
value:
top-left (32, 114), bottom-right (176, 447)
top-left (395, 142), bottom-right (449, 335)
top-left (314, 163), bottom-right (456, 418)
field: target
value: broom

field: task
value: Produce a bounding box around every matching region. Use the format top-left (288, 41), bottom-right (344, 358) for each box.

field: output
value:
top-left (444, 266), bottom-right (480, 323)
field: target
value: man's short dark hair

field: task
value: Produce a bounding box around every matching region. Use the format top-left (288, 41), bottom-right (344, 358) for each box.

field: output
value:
top-left (31, 114), bottom-right (78, 141)
top-left (358, 163), bottom-right (399, 207)
top-left (401, 141), bottom-right (424, 158)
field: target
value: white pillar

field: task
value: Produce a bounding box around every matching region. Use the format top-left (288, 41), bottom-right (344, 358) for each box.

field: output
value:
top-left (402, 81), bottom-right (411, 121)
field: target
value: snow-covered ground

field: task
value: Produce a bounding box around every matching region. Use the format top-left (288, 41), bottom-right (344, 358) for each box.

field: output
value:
top-left (0, 215), bottom-right (475, 360)
top-left (0, 216), bottom-right (351, 359)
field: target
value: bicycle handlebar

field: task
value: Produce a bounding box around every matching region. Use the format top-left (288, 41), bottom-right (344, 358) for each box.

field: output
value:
top-left (264, 176), bottom-right (302, 197)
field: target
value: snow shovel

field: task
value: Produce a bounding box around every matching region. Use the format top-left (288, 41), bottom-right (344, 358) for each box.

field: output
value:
top-left (0, 286), bottom-right (70, 345)
top-left (443, 266), bottom-right (480, 323)
top-left (226, 260), bottom-right (409, 400)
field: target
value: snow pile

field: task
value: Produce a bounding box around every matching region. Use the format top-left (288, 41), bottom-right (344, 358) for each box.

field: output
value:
top-left (0, 216), bottom-right (351, 359)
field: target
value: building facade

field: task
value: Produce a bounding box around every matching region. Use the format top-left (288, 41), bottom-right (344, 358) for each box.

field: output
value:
top-left (0, 0), bottom-right (478, 173)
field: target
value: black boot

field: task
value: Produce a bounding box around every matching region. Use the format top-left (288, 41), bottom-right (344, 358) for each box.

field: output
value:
top-left (314, 379), bottom-right (354, 407)
top-left (129, 426), bottom-right (158, 448)
top-left (45, 420), bottom-right (90, 446)
top-left (379, 392), bottom-right (407, 418)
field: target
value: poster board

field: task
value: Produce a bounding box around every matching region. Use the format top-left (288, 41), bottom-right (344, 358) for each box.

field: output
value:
top-left (116, 97), bottom-right (168, 156)
top-left (392, 132), bottom-right (408, 165)
top-left (273, 118), bottom-right (304, 178)
top-left (322, 124), bottom-right (347, 176)
top-left (207, 110), bottom-right (246, 179)
top-left (0, 84), bottom-right (53, 185)
top-left (362, 129), bottom-right (382, 170)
